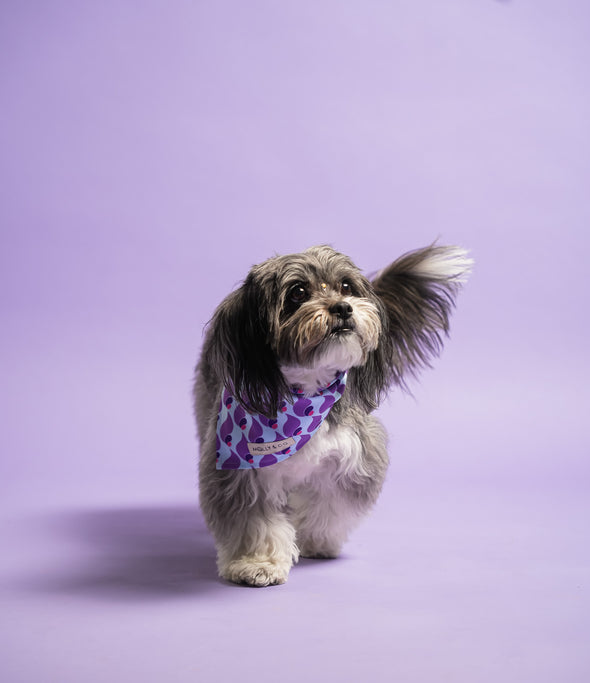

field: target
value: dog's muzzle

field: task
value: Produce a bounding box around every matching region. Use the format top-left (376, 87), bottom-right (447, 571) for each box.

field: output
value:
top-left (329, 301), bottom-right (355, 335)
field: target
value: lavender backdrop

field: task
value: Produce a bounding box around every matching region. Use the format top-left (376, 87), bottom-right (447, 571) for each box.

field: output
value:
top-left (1, 1), bottom-right (589, 682)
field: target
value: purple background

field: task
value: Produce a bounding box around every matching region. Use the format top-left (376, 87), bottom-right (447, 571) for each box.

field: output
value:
top-left (1, 1), bottom-right (589, 681)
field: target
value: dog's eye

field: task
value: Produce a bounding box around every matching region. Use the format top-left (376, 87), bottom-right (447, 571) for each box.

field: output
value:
top-left (341, 281), bottom-right (353, 296)
top-left (288, 284), bottom-right (307, 304)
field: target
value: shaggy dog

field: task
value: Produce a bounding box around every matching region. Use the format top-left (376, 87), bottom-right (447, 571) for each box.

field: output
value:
top-left (194, 244), bottom-right (471, 586)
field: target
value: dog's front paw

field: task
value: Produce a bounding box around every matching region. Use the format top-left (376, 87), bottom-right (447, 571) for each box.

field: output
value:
top-left (220, 557), bottom-right (291, 587)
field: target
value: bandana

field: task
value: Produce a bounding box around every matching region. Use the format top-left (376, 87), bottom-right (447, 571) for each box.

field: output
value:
top-left (216, 372), bottom-right (347, 469)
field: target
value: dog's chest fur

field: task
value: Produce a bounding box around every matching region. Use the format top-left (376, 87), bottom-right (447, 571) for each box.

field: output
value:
top-left (257, 418), bottom-right (366, 497)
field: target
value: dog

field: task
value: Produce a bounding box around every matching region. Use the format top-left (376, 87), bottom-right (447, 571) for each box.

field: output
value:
top-left (193, 244), bottom-right (471, 586)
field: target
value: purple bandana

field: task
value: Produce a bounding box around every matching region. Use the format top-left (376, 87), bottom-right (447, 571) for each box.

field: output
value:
top-left (215, 372), bottom-right (347, 469)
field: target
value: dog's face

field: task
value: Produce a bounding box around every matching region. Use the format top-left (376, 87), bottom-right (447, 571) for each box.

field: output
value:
top-left (262, 246), bottom-right (383, 369)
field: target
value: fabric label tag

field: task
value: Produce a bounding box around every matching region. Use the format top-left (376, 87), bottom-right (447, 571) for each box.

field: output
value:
top-left (247, 437), bottom-right (296, 456)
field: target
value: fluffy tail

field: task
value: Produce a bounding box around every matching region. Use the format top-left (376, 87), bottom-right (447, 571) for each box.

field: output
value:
top-left (371, 244), bottom-right (473, 388)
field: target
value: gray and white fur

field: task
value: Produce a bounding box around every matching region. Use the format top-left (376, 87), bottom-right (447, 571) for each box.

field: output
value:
top-left (193, 244), bottom-right (472, 586)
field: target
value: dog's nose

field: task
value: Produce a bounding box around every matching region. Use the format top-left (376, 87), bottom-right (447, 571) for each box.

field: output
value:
top-left (329, 302), bottom-right (353, 320)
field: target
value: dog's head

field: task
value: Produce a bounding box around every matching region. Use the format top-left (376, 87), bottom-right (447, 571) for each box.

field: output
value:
top-left (203, 244), bottom-right (471, 416)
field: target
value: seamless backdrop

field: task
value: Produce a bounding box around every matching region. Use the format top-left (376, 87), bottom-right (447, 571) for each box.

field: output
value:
top-left (1, 2), bottom-right (589, 682)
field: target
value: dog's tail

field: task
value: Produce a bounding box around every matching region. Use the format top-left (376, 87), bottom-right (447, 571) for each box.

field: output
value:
top-left (371, 244), bottom-right (473, 389)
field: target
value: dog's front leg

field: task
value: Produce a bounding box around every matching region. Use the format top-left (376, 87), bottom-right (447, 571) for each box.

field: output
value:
top-left (200, 469), bottom-right (298, 587)
top-left (216, 503), bottom-right (297, 587)
top-left (290, 476), bottom-right (381, 560)
top-left (290, 418), bottom-right (388, 559)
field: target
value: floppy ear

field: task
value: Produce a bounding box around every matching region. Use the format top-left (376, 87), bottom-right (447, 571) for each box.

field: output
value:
top-left (371, 244), bottom-right (472, 388)
top-left (346, 321), bottom-right (393, 413)
top-left (201, 273), bottom-right (288, 417)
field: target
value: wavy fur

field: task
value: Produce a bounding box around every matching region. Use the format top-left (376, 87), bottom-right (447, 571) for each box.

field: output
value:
top-left (194, 244), bottom-right (471, 586)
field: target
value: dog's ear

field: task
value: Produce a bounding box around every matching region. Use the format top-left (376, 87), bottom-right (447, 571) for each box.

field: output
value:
top-left (346, 325), bottom-right (393, 412)
top-left (201, 272), bottom-right (288, 417)
top-left (371, 244), bottom-right (472, 388)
